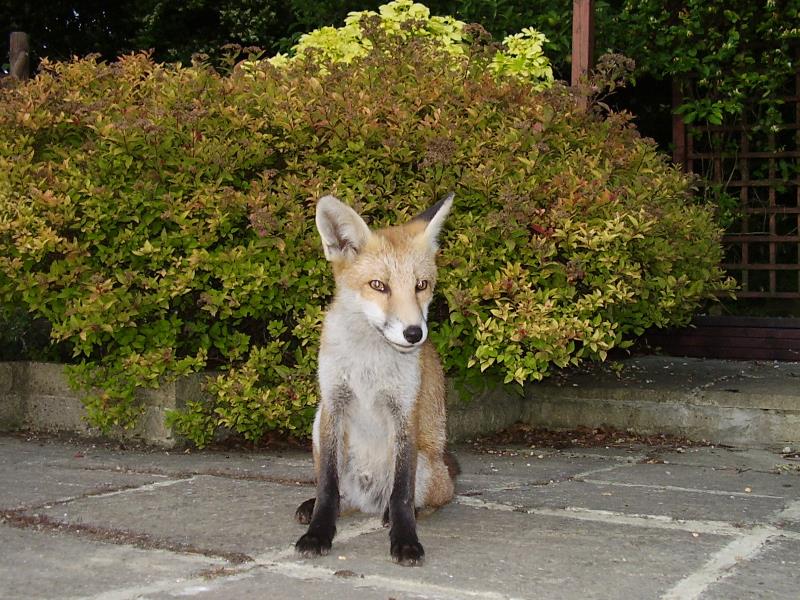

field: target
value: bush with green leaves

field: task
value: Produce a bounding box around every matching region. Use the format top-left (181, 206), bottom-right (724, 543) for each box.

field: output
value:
top-left (270, 0), bottom-right (553, 87)
top-left (0, 5), bottom-right (733, 446)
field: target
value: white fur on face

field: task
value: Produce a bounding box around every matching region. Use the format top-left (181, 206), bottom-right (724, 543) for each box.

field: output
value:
top-left (355, 292), bottom-right (428, 352)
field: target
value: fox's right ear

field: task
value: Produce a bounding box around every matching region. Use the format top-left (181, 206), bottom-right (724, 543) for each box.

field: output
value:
top-left (315, 195), bottom-right (372, 261)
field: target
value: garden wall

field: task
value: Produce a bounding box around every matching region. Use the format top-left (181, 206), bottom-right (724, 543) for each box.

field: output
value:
top-left (1, 358), bottom-right (798, 449)
top-left (0, 362), bottom-right (207, 446)
top-left (0, 362), bottom-right (529, 448)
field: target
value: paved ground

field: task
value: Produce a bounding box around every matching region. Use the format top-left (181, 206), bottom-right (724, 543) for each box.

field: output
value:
top-left (1, 433), bottom-right (799, 600)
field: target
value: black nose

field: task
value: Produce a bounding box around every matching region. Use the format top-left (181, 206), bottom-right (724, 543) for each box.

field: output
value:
top-left (403, 326), bottom-right (423, 344)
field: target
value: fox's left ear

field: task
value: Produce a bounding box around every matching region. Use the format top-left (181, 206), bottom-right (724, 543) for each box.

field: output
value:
top-left (413, 192), bottom-right (454, 250)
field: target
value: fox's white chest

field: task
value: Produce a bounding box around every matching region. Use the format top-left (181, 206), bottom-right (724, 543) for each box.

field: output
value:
top-left (337, 391), bottom-right (396, 512)
top-left (316, 311), bottom-right (421, 513)
top-left (318, 310), bottom-right (422, 413)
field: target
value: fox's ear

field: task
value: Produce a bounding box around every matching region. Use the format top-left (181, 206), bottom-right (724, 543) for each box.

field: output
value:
top-left (315, 195), bottom-right (372, 261)
top-left (413, 192), bottom-right (454, 249)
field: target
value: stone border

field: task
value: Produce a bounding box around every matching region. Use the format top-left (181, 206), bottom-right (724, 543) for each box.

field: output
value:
top-left (519, 357), bottom-right (800, 448)
top-left (0, 362), bottom-right (206, 447)
top-left (1, 359), bottom-right (798, 448)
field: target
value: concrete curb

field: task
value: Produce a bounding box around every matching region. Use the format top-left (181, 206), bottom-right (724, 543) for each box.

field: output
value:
top-left (523, 357), bottom-right (800, 448)
top-left (1, 357), bottom-right (799, 448)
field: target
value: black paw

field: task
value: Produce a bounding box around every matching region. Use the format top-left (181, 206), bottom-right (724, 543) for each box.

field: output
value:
top-left (295, 530), bottom-right (334, 557)
top-left (295, 498), bottom-right (316, 524)
top-left (390, 536), bottom-right (425, 566)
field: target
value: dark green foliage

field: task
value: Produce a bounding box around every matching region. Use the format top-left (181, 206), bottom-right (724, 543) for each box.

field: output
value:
top-left (1, 1), bottom-right (141, 69)
top-left (613, 1), bottom-right (800, 129)
top-left (134, 0), bottom-right (296, 63)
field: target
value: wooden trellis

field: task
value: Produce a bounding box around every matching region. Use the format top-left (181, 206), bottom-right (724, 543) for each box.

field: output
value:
top-left (673, 66), bottom-right (800, 300)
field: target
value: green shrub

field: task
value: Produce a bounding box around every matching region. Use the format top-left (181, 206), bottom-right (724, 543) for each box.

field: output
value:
top-left (269, 0), bottom-right (553, 87)
top-left (0, 6), bottom-right (733, 446)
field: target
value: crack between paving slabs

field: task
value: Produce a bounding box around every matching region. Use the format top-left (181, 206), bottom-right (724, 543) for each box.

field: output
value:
top-left (636, 452), bottom-right (783, 474)
top-left (460, 458), bottom-right (637, 497)
top-left (79, 565), bottom-right (260, 600)
top-left (0, 475), bottom-right (272, 565)
top-left (455, 462), bottom-right (649, 518)
top-left (264, 561), bottom-right (523, 600)
top-left (685, 371), bottom-right (737, 403)
top-left (75, 499), bottom-right (800, 600)
top-left (0, 507), bottom-right (253, 564)
top-left (454, 453), bottom-right (793, 539)
top-left (79, 469), bottom-right (800, 600)
top-left (64, 463), bottom-right (315, 487)
top-left (0, 474), bottom-right (196, 514)
top-left (454, 495), bottom-right (759, 537)
top-left (78, 518), bottom-right (395, 600)
top-left (579, 478), bottom-right (785, 499)
top-left (661, 499), bottom-right (800, 600)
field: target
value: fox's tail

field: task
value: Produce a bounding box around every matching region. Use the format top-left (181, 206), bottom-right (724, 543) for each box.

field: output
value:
top-left (444, 449), bottom-right (461, 481)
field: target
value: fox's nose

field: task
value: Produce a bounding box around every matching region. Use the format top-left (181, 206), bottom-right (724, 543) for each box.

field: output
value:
top-left (403, 326), bottom-right (423, 344)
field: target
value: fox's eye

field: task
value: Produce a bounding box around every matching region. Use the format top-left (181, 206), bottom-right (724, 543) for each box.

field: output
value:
top-left (369, 280), bottom-right (387, 293)
top-left (415, 279), bottom-right (428, 291)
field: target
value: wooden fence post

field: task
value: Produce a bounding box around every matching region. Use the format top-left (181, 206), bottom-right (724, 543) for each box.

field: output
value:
top-left (10, 31), bottom-right (30, 80)
top-left (571, 0), bottom-right (594, 109)
top-left (672, 79), bottom-right (687, 167)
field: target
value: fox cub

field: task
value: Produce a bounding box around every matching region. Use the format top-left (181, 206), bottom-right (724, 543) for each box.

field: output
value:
top-left (295, 193), bottom-right (458, 566)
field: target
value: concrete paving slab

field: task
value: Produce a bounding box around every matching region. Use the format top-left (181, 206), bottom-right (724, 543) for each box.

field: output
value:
top-left (773, 500), bottom-right (800, 534)
top-left (555, 447), bottom-right (652, 461)
top-left (704, 362), bottom-right (800, 409)
top-left (533, 356), bottom-right (750, 401)
top-left (0, 434), bottom-right (94, 466)
top-left (3, 433), bottom-right (800, 600)
top-left (468, 479), bottom-right (787, 525)
top-left (455, 450), bottom-right (632, 494)
top-left (0, 525), bottom-right (222, 600)
top-left (0, 434), bottom-right (314, 483)
top-left (0, 435), bottom-right (314, 517)
top-left (302, 503), bottom-right (728, 600)
top-left (653, 446), bottom-right (800, 473)
top-left (703, 537), bottom-right (800, 600)
top-left (0, 462), bottom-right (165, 510)
top-left (143, 564), bottom-right (433, 600)
top-left (39, 476), bottom-right (313, 559)
top-left (587, 462), bottom-right (799, 499)
top-left (68, 447), bottom-right (314, 484)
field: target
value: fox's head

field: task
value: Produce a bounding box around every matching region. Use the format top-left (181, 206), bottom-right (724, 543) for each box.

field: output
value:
top-left (315, 194), bottom-right (453, 353)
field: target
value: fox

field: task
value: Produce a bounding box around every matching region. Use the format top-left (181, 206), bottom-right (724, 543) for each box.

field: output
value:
top-left (294, 193), bottom-right (458, 566)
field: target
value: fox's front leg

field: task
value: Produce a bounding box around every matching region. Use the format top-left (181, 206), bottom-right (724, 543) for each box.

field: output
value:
top-left (296, 405), bottom-right (340, 557)
top-left (388, 418), bottom-right (424, 566)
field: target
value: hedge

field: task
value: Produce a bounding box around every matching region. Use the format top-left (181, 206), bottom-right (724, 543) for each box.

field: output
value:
top-left (0, 5), bottom-right (733, 446)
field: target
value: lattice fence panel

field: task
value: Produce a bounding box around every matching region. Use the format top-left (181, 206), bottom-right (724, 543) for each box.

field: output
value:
top-left (674, 67), bottom-right (800, 299)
